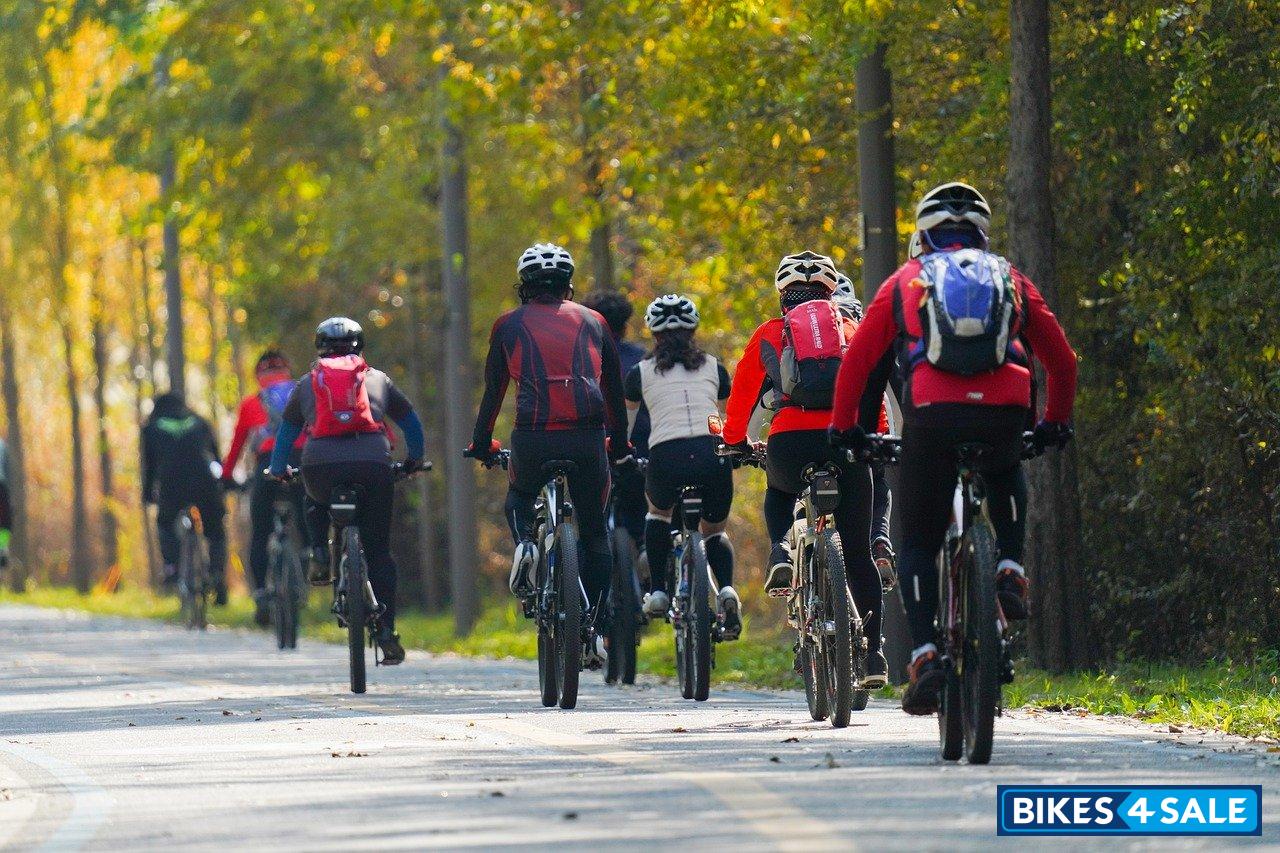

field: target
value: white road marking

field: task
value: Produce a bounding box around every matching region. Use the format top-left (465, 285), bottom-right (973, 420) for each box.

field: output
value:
top-left (0, 742), bottom-right (112, 852)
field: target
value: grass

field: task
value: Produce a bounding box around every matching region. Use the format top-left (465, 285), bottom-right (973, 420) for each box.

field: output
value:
top-left (4, 585), bottom-right (1277, 740)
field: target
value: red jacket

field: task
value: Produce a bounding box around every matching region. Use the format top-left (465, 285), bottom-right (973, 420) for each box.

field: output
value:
top-left (724, 316), bottom-right (888, 445)
top-left (831, 256), bottom-right (1078, 432)
top-left (221, 392), bottom-right (306, 477)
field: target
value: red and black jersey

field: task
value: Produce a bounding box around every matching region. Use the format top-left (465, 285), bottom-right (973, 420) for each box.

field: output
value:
top-left (472, 298), bottom-right (627, 443)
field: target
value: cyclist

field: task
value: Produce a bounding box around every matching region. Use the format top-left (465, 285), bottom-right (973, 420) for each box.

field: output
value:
top-left (141, 392), bottom-right (229, 604)
top-left (267, 317), bottom-right (426, 665)
top-left (624, 295), bottom-right (740, 637)
top-left (581, 290), bottom-right (649, 553)
top-left (221, 350), bottom-right (308, 627)
top-left (722, 251), bottom-right (892, 685)
top-left (467, 243), bottom-right (629, 628)
top-left (830, 181), bottom-right (1077, 715)
top-left (833, 273), bottom-right (896, 590)
top-left (0, 437), bottom-right (11, 569)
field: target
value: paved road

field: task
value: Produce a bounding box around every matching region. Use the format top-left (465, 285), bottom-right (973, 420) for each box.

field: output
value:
top-left (0, 605), bottom-right (1275, 851)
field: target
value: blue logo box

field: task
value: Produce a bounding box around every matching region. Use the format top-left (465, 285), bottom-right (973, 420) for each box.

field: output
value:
top-left (997, 785), bottom-right (1262, 836)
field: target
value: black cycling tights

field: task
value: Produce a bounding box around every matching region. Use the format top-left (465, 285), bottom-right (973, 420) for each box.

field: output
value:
top-left (505, 429), bottom-right (612, 611)
top-left (896, 415), bottom-right (1027, 649)
top-left (764, 430), bottom-right (881, 654)
top-left (302, 460), bottom-right (399, 629)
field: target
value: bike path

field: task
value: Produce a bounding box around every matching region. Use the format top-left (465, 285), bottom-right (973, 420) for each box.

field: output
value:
top-left (0, 604), bottom-right (1276, 851)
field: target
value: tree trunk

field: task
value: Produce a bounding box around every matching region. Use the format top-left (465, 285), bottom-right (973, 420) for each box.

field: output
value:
top-left (0, 301), bottom-right (28, 590)
top-left (128, 240), bottom-right (160, 586)
top-left (225, 299), bottom-right (245, 404)
top-left (156, 55), bottom-right (185, 399)
top-left (36, 55), bottom-right (92, 591)
top-left (856, 42), bottom-right (910, 684)
top-left (438, 71), bottom-right (480, 635)
top-left (61, 317), bottom-right (92, 592)
top-left (202, 266), bottom-right (222, 424)
top-left (1009, 0), bottom-right (1089, 671)
top-left (90, 267), bottom-right (119, 578)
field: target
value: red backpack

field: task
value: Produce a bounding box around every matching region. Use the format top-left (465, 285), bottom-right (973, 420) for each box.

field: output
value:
top-left (764, 299), bottom-right (851, 410)
top-left (309, 355), bottom-right (383, 438)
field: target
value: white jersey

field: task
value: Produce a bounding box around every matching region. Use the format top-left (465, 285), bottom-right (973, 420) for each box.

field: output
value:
top-left (636, 357), bottom-right (725, 449)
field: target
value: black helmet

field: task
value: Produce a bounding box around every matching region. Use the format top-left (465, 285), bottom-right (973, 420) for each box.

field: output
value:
top-left (315, 317), bottom-right (364, 356)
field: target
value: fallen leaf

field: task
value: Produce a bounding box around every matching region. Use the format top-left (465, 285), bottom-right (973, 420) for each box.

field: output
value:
top-left (489, 791), bottom-right (505, 798)
top-left (671, 727), bottom-right (688, 733)
top-left (127, 723), bottom-right (136, 727)
top-left (781, 736), bottom-right (800, 743)
top-left (769, 756), bottom-right (781, 763)
top-left (174, 716), bottom-right (186, 720)
top-left (222, 710), bottom-right (234, 717)
top-left (562, 812), bottom-right (578, 821)
top-left (1168, 724), bottom-right (1183, 733)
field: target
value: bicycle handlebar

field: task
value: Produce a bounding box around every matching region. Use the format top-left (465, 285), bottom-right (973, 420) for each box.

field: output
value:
top-left (715, 443), bottom-right (767, 469)
top-left (464, 447), bottom-right (511, 470)
top-left (263, 460), bottom-right (430, 484)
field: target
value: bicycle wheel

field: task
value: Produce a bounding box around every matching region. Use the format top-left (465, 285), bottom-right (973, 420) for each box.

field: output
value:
top-left (343, 527), bottom-right (368, 695)
top-left (555, 523), bottom-right (582, 710)
top-left (820, 532), bottom-right (854, 728)
top-left (606, 529), bottom-right (639, 686)
top-left (281, 544), bottom-right (303, 650)
top-left (801, 641), bottom-right (829, 721)
top-left (938, 549), bottom-right (964, 760)
top-left (536, 528), bottom-right (558, 707)
top-left (961, 522), bottom-right (1000, 764)
top-left (269, 543), bottom-right (288, 649)
top-left (683, 532), bottom-right (712, 702)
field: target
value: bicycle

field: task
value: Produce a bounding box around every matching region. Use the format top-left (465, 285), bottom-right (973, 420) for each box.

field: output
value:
top-left (265, 489), bottom-right (308, 650)
top-left (467, 448), bottom-right (592, 710)
top-left (720, 437), bottom-right (896, 727)
top-left (175, 506), bottom-right (210, 631)
top-left (605, 458), bottom-right (645, 686)
top-left (280, 460), bottom-right (425, 694)
top-left (927, 431), bottom-right (1047, 765)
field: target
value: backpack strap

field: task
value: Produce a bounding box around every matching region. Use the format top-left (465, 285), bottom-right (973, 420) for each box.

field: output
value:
top-left (758, 339), bottom-right (785, 410)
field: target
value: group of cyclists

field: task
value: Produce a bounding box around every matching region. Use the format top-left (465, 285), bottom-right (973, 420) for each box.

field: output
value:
top-left (134, 178), bottom-right (1077, 720)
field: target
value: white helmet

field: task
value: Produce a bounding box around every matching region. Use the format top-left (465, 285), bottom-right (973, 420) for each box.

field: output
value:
top-left (914, 182), bottom-right (991, 234)
top-left (517, 242), bottom-right (575, 282)
top-left (907, 231), bottom-right (924, 260)
top-left (644, 294), bottom-right (700, 332)
top-left (775, 251), bottom-right (839, 293)
top-left (832, 273), bottom-right (864, 319)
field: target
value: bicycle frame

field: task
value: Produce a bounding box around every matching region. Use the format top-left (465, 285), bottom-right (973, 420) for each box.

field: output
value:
top-left (788, 467), bottom-right (862, 647)
top-left (533, 472), bottom-right (585, 623)
top-left (943, 461), bottom-right (1011, 657)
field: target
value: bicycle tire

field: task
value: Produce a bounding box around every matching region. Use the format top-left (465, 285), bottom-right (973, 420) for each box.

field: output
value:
top-left (606, 528), bottom-right (639, 686)
top-left (343, 527), bottom-right (367, 695)
top-left (962, 522), bottom-right (1000, 764)
top-left (555, 523), bottom-right (582, 710)
top-left (821, 531), bottom-right (854, 728)
top-left (270, 545), bottom-right (288, 649)
top-left (802, 642), bottom-right (829, 721)
top-left (282, 544), bottom-right (303, 650)
top-left (536, 527), bottom-right (558, 707)
top-left (937, 547), bottom-right (964, 760)
top-left (684, 532), bottom-right (712, 702)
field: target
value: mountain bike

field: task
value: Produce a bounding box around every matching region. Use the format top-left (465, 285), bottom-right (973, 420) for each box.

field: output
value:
top-left (933, 432), bottom-right (1046, 765)
top-left (468, 449), bottom-right (592, 709)
top-left (283, 461), bottom-right (424, 694)
top-left (721, 441), bottom-right (891, 727)
top-left (605, 458), bottom-right (645, 686)
top-left (175, 506), bottom-right (210, 631)
top-left (266, 489), bottom-right (308, 650)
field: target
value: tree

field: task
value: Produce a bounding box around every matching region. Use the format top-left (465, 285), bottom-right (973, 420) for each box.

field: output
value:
top-left (0, 296), bottom-right (26, 589)
top-left (438, 63), bottom-right (480, 635)
top-left (155, 53), bottom-right (185, 398)
top-left (855, 40), bottom-right (911, 683)
top-left (1008, 0), bottom-right (1089, 670)
top-left (90, 259), bottom-right (120, 577)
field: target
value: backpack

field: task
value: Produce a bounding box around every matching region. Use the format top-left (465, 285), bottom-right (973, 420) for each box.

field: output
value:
top-left (765, 299), bottom-right (849, 410)
top-left (258, 379), bottom-right (293, 440)
top-left (309, 355), bottom-right (383, 438)
top-left (914, 249), bottom-right (1018, 375)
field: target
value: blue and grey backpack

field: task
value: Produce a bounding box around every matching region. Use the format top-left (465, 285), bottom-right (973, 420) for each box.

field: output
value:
top-left (915, 249), bottom-right (1018, 375)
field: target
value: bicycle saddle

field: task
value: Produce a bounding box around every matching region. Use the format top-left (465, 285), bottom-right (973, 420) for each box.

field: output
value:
top-left (953, 442), bottom-right (994, 467)
top-left (540, 459), bottom-right (578, 478)
top-left (329, 486), bottom-right (363, 526)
